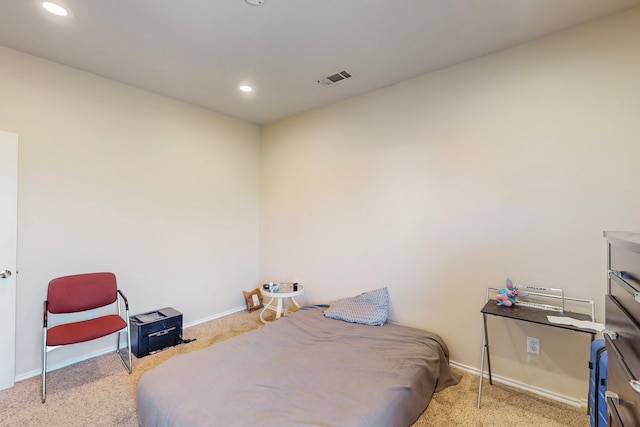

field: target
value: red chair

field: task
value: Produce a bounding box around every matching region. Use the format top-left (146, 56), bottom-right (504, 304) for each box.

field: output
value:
top-left (42, 272), bottom-right (132, 403)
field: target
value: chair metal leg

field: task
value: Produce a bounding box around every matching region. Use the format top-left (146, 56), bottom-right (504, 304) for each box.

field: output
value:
top-left (116, 326), bottom-right (132, 374)
top-left (116, 310), bottom-right (133, 374)
top-left (42, 303), bottom-right (48, 404)
top-left (115, 292), bottom-right (132, 374)
top-left (42, 337), bottom-right (47, 403)
top-left (126, 323), bottom-right (132, 372)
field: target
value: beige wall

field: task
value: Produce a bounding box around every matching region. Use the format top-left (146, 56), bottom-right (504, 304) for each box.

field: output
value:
top-left (260, 8), bottom-right (640, 403)
top-left (0, 46), bottom-right (260, 377)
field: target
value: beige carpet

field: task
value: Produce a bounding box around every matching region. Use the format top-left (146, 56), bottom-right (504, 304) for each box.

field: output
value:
top-left (0, 309), bottom-right (588, 426)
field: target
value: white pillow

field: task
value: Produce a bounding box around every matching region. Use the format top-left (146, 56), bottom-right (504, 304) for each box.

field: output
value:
top-left (323, 287), bottom-right (389, 326)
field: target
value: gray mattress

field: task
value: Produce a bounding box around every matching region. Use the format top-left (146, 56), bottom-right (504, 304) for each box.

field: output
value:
top-left (136, 305), bottom-right (460, 427)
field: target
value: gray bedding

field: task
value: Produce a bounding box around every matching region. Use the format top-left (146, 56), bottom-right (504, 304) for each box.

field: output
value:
top-left (136, 305), bottom-right (460, 427)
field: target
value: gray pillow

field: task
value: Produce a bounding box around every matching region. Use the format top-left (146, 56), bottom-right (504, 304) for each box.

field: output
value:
top-left (324, 287), bottom-right (389, 326)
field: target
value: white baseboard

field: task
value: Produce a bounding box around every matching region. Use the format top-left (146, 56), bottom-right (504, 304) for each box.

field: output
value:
top-left (15, 305), bottom-right (247, 383)
top-left (450, 360), bottom-right (588, 409)
top-left (183, 305), bottom-right (246, 328)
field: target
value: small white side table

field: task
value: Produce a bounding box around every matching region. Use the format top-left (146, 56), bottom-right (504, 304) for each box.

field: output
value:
top-left (259, 283), bottom-right (304, 323)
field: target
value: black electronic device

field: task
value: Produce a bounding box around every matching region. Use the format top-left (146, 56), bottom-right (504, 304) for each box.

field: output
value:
top-left (130, 307), bottom-right (183, 358)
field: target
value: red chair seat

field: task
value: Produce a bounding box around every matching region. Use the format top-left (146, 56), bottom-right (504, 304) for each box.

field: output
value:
top-left (47, 314), bottom-right (127, 346)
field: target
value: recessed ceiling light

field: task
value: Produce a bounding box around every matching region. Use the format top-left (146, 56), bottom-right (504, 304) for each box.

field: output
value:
top-left (42, 2), bottom-right (68, 16)
top-left (239, 85), bottom-right (253, 93)
top-left (246, 0), bottom-right (265, 5)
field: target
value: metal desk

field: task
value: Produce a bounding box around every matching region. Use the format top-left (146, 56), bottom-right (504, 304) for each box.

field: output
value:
top-left (478, 299), bottom-right (597, 408)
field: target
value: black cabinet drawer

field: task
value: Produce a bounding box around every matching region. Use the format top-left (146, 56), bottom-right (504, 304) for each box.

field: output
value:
top-left (607, 349), bottom-right (640, 427)
top-left (606, 296), bottom-right (640, 376)
top-left (606, 295), bottom-right (640, 426)
top-left (609, 241), bottom-right (640, 284)
top-left (610, 273), bottom-right (640, 325)
top-left (607, 231), bottom-right (640, 323)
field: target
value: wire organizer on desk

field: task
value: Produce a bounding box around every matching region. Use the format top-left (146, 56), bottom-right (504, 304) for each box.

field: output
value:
top-left (477, 284), bottom-right (597, 410)
top-left (511, 284), bottom-right (566, 312)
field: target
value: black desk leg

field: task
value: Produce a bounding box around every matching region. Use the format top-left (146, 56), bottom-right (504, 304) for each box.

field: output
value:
top-left (483, 313), bottom-right (493, 385)
top-left (478, 312), bottom-right (493, 409)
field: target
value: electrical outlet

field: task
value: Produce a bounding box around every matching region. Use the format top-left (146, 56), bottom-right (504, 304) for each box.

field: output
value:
top-left (527, 336), bottom-right (540, 355)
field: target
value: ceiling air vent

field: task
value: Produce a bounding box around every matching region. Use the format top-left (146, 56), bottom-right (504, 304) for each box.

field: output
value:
top-left (318, 70), bottom-right (352, 87)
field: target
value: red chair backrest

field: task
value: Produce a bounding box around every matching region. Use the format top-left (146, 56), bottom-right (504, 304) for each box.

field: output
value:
top-left (47, 272), bottom-right (118, 314)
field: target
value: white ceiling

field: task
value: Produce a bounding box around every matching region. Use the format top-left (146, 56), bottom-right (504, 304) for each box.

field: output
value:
top-left (1, 0), bottom-right (639, 125)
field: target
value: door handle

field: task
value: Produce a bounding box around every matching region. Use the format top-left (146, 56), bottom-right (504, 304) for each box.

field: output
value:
top-left (0, 270), bottom-right (12, 279)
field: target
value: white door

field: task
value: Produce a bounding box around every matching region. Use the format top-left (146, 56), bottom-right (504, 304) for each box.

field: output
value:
top-left (0, 131), bottom-right (18, 390)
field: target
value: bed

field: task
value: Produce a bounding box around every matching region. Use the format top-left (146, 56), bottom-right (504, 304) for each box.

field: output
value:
top-left (136, 303), bottom-right (459, 426)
